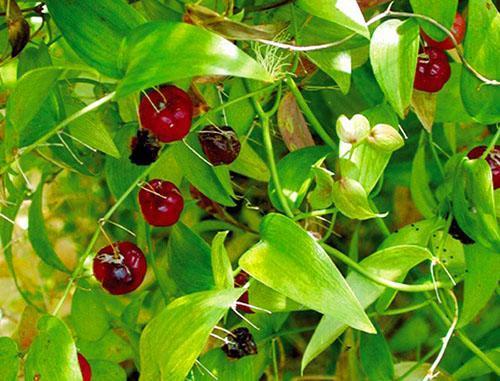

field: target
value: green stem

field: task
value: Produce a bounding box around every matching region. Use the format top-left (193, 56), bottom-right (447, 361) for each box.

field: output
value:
top-left (285, 77), bottom-right (338, 151)
top-left (369, 199), bottom-right (391, 238)
top-left (481, 127), bottom-right (500, 160)
top-left (294, 207), bottom-right (337, 221)
top-left (145, 223), bottom-right (169, 303)
top-left (428, 132), bottom-right (445, 179)
top-left (378, 300), bottom-right (432, 316)
top-left (428, 299), bottom-right (500, 376)
top-left (321, 243), bottom-right (450, 293)
top-left (396, 343), bottom-right (441, 380)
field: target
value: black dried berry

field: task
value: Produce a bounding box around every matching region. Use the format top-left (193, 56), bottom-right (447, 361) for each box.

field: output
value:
top-left (221, 327), bottom-right (258, 359)
top-left (198, 125), bottom-right (241, 166)
top-left (449, 219), bottom-right (475, 245)
top-left (129, 129), bottom-right (161, 166)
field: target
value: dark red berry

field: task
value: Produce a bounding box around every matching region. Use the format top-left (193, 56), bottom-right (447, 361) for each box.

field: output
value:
top-left (234, 271), bottom-right (254, 314)
top-left (77, 353), bottom-right (92, 381)
top-left (129, 129), bottom-right (161, 166)
top-left (467, 145), bottom-right (500, 189)
top-left (414, 47), bottom-right (451, 93)
top-left (198, 125), bottom-right (241, 165)
top-left (422, 13), bottom-right (466, 51)
top-left (139, 85), bottom-right (193, 143)
top-left (93, 242), bottom-right (147, 295)
top-left (221, 327), bottom-right (258, 359)
top-left (138, 179), bottom-right (184, 226)
top-left (449, 219), bottom-right (475, 245)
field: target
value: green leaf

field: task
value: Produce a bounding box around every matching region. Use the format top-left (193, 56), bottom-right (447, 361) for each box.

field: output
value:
top-left (142, 0), bottom-right (183, 21)
top-left (211, 231), bottom-right (234, 290)
top-left (410, 134), bottom-right (438, 218)
top-left (5, 67), bottom-right (66, 149)
top-left (78, 331), bottom-right (133, 363)
top-left (87, 360), bottom-right (127, 381)
top-left (460, 0), bottom-right (500, 124)
top-left (249, 281), bottom-right (305, 312)
top-left (24, 315), bottom-right (81, 381)
top-left (360, 325), bottom-right (394, 381)
top-left (296, 0), bottom-right (369, 38)
top-left (394, 362), bottom-right (452, 380)
top-left (435, 64), bottom-right (474, 123)
top-left (170, 140), bottom-right (235, 206)
top-left (167, 222), bottom-right (215, 295)
top-left (66, 98), bottom-right (120, 158)
top-left (239, 213), bottom-right (375, 334)
top-left (306, 50), bottom-right (352, 94)
top-left (409, 0), bottom-right (458, 40)
top-left (0, 337), bottom-right (19, 381)
top-left (28, 181), bottom-right (70, 273)
top-left (332, 177), bottom-right (387, 220)
top-left (70, 288), bottom-right (110, 341)
top-left (45, 0), bottom-right (145, 78)
top-left (370, 19), bottom-right (419, 118)
top-left (308, 167), bottom-right (334, 209)
top-left (139, 288), bottom-right (244, 381)
top-left (302, 240), bottom-right (434, 371)
top-left (116, 22), bottom-right (272, 97)
top-left (452, 157), bottom-right (500, 251)
top-left (453, 347), bottom-right (500, 380)
top-left (459, 244), bottom-right (500, 327)
top-left (229, 141), bottom-right (270, 182)
top-left (269, 146), bottom-right (331, 212)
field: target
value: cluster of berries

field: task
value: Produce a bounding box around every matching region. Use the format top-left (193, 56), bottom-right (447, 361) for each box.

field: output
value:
top-left (414, 13), bottom-right (465, 93)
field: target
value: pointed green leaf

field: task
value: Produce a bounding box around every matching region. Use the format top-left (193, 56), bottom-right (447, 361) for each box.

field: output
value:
top-left (411, 134), bottom-right (438, 218)
top-left (24, 315), bottom-right (81, 381)
top-left (296, 0), bottom-right (369, 38)
top-left (211, 231), bottom-right (234, 290)
top-left (453, 347), bottom-right (500, 380)
top-left (360, 325), bottom-right (394, 381)
top-left (116, 22), bottom-right (272, 97)
top-left (409, 0), bottom-right (458, 40)
top-left (308, 167), bottom-right (334, 209)
top-left (460, 0), bottom-right (500, 124)
top-left (139, 288), bottom-right (244, 381)
top-left (86, 360), bottom-right (127, 381)
top-left (45, 0), bottom-right (145, 77)
top-left (370, 19), bottom-right (419, 118)
top-left (70, 288), bottom-right (110, 341)
top-left (240, 213), bottom-right (375, 334)
top-left (28, 181), bottom-right (70, 273)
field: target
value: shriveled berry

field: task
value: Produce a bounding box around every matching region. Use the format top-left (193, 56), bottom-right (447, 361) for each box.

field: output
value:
top-left (467, 145), bottom-right (500, 189)
top-left (139, 85), bottom-right (193, 143)
top-left (77, 353), bottom-right (92, 381)
top-left (221, 327), bottom-right (258, 359)
top-left (198, 125), bottom-right (241, 165)
top-left (234, 271), bottom-right (254, 314)
top-left (449, 219), bottom-right (475, 245)
top-left (93, 242), bottom-right (147, 295)
top-left (422, 13), bottom-right (466, 51)
top-left (414, 47), bottom-right (451, 93)
top-left (129, 129), bottom-right (161, 166)
top-left (138, 179), bottom-right (184, 226)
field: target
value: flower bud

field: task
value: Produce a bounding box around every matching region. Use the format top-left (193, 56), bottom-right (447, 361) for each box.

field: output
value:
top-left (367, 124), bottom-right (404, 152)
top-left (336, 114), bottom-right (370, 145)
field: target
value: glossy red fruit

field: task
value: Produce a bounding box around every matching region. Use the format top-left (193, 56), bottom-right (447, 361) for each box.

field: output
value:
top-left (139, 179), bottom-right (184, 226)
top-left (234, 271), bottom-right (254, 314)
top-left (139, 85), bottom-right (193, 143)
top-left (467, 145), bottom-right (500, 189)
top-left (422, 13), bottom-right (466, 51)
top-left (77, 353), bottom-right (92, 381)
top-left (93, 242), bottom-right (147, 295)
top-left (198, 125), bottom-right (241, 165)
top-left (414, 47), bottom-right (451, 93)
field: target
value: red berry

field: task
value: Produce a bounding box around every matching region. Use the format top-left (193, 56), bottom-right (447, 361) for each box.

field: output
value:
top-left (93, 242), bottom-right (147, 295)
top-left (139, 85), bottom-right (193, 143)
top-left (138, 179), bottom-right (184, 226)
top-left (467, 145), bottom-right (500, 189)
top-left (422, 13), bottom-right (466, 51)
top-left (234, 271), bottom-right (254, 314)
top-left (198, 125), bottom-right (241, 166)
top-left (77, 353), bottom-right (92, 381)
top-left (414, 47), bottom-right (451, 93)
